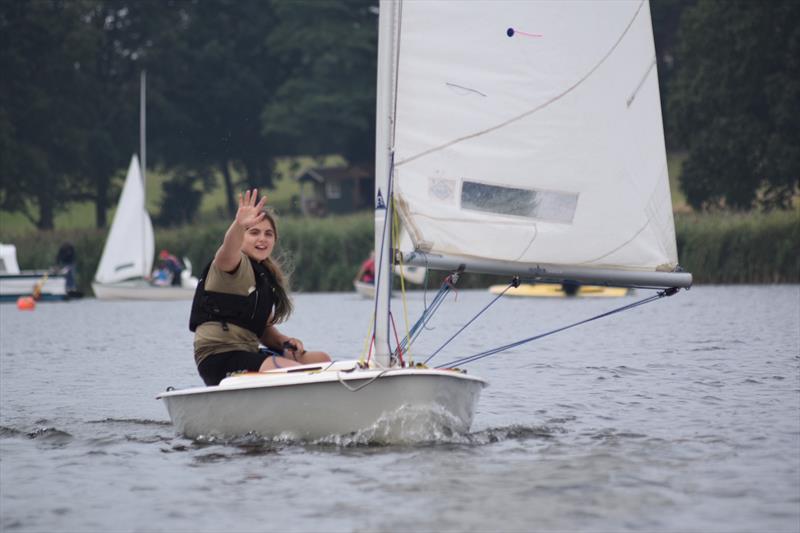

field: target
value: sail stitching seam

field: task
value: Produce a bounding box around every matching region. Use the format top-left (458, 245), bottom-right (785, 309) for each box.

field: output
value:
top-left (580, 219), bottom-right (651, 266)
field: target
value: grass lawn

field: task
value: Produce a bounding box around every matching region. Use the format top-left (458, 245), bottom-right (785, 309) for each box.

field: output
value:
top-left (0, 155), bottom-right (346, 234)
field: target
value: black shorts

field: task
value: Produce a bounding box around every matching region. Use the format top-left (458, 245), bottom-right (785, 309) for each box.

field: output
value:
top-left (197, 348), bottom-right (282, 386)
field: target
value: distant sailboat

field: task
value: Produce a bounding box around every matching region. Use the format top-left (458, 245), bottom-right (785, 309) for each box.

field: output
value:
top-left (488, 283), bottom-right (632, 298)
top-left (92, 72), bottom-right (197, 300)
top-left (353, 227), bottom-right (427, 299)
top-left (158, 0), bottom-right (690, 441)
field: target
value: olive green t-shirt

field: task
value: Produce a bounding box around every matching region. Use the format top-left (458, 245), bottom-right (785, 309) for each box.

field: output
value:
top-left (193, 253), bottom-right (265, 365)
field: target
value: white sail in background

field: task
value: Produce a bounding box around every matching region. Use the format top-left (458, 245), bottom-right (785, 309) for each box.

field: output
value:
top-left (94, 155), bottom-right (155, 284)
top-left (392, 0), bottom-right (678, 275)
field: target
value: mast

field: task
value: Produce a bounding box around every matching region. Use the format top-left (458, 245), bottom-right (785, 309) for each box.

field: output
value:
top-left (139, 70), bottom-right (147, 278)
top-left (140, 70), bottom-right (146, 192)
top-left (373, 0), bottom-right (400, 367)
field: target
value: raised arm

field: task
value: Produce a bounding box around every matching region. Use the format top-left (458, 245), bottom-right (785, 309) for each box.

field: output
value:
top-left (214, 189), bottom-right (268, 272)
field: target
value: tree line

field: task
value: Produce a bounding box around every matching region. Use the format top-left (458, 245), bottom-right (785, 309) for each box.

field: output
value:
top-left (0, 0), bottom-right (376, 229)
top-left (1, 0), bottom-right (797, 230)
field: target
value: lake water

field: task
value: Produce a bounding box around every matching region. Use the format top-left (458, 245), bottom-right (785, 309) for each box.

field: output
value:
top-left (1, 284), bottom-right (798, 532)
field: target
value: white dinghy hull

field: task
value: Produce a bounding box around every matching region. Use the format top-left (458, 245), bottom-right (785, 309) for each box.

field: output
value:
top-left (158, 362), bottom-right (486, 441)
top-left (92, 279), bottom-right (196, 301)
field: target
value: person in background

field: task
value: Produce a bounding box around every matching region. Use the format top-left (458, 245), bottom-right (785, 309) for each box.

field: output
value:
top-left (155, 249), bottom-right (184, 286)
top-left (54, 242), bottom-right (78, 293)
top-left (189, 189), bottom-right (331, 386)
top-left (354, 250), bottom-right (376, 284)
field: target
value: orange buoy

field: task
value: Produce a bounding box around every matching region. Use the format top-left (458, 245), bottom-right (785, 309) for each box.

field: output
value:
top-left (16, 296), bottom-right (36, 310)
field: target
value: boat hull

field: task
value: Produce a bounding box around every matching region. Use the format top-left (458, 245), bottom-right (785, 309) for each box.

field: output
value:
top-left (489, 283), bottom-right (632, 298)
top-left (92, 279), bottom-right (195, 300)
top-left (158, 364), bottom-right (486, 442)
top-left (353, 280), bottom-right (375, 299)
top-left (0, 272), bottom-right (68, 302)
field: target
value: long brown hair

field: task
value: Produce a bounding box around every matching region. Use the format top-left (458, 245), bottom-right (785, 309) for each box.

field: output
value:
top-left (260, 208), bottom-right (293, 324)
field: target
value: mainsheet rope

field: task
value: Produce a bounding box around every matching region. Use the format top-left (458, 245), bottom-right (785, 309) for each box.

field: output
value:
top-left (391, 196), bottom-right (413, 362)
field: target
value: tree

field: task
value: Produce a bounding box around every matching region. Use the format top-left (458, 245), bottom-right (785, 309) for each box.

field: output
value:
top-left (650, 0), bottom-right (696, 150)
top-left (0, 0), bottom-right (93, 229)
top-left (668, 0), bottom-right (799, 210)
top-left (0, 0), bottom-right (179, 229)
top-left (147, 0), bottom-right (284, 217)
top-left (261, 0), bottom-right (378, 166)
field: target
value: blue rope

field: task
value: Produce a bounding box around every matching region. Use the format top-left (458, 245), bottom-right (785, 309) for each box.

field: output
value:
top-left (397, 280), bottom-right (453, 355)
top-left (436, 288), bottom-right (679, 368)
top-left (423, 281), bottom-right (515, 364)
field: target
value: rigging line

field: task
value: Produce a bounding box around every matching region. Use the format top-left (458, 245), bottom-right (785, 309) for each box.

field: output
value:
top-left (399, 280), bottom-right (455, 353)
top-left (337, 369), bottom-right (390, 392)
top-left (391, 198), bottom-right (413, 360)
top-left (366, 333), bottom-right (375, 365)
top-left (401, 271), bottom-right (462, 353)
top-left (360, 309), bottom-right (375, 364)
top-left (389, 311), bottom-right (405, 366)
top-left (423, 280), bottom-right (515, 365)
top-left (417, 251), bottom-right (435, 327)
top-left (400, 283), bottom-right (451, 352)
top-left (395, 0), bottom-right (646, 168)
top-left (390, 0), bottom-right (404, 149)
top-left (438, 287), bottom-right (677, 368)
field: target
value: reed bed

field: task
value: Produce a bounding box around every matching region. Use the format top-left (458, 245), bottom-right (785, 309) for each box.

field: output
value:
top-left (675, 210), bottom-right (799, 284)
top-left (2, 209), bottom-right (797, 296)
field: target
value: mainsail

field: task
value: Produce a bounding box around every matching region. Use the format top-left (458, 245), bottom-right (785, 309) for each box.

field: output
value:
top-left (93, 155), bottom-right (155, 284)
top-left (387, 0), bottom-right (689, 288)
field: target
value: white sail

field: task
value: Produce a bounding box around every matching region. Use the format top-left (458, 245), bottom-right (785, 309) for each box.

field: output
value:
top-left (392, 0), bottom-right (680, 278)
top-left (94, 155), bottom-right (155, 284)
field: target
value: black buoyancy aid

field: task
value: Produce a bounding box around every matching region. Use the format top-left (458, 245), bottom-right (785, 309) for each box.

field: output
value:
top-left (189, 257), bottom-right (276, 338)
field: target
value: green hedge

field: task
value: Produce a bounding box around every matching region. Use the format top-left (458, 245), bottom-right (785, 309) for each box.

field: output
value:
top-left (2, 209), bottom-right (797, 295)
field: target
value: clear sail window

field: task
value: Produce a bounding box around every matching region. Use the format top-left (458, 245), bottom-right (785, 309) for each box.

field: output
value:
top-left (461, 181), bottom-right (578, 223)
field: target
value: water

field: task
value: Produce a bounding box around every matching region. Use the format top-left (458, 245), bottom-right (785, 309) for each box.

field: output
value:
top-left (1, 285), bottom-right (798, 532)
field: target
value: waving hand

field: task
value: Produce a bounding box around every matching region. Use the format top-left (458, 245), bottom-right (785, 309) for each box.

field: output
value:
top-left (236, 189), bottom-right (268, 229)
top-left (214, 188), bottom-right (269, 272)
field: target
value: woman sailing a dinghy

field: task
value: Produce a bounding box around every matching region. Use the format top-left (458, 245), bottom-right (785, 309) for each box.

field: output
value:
top-left (190, 189), bottom-right (331, 386)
